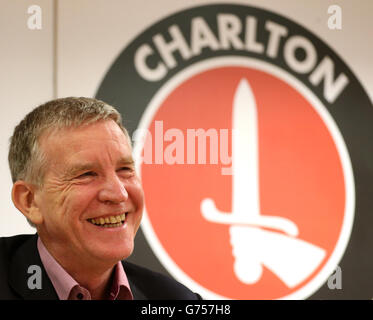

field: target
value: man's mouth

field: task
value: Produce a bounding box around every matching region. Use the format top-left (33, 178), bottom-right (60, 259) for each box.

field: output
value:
top-left (87, 213), bottom-right (126, 228)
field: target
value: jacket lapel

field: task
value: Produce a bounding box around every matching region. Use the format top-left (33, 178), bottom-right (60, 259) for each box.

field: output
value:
top-left (122, 261), bottom-right (147, 300)
top-left (8, 234), bottom-right (58, 300)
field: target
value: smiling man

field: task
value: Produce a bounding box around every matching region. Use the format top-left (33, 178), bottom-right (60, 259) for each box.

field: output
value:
top-left (0, 97), bottom-right (200, 300)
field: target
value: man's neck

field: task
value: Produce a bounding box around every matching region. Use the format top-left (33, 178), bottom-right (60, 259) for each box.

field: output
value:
top-left (39, 235), bottom-right (117, 299)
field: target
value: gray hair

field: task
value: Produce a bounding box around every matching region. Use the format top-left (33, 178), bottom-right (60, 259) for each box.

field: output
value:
top-left (9, 97), bottom-right (130, 186)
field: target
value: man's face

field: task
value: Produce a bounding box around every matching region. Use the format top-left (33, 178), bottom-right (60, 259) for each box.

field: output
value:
top-left (34, 120), bottom-right (144, 266)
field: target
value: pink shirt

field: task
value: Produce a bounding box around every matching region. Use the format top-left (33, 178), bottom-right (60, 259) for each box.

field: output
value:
top-left (37, 237), bottom-right (133, 300)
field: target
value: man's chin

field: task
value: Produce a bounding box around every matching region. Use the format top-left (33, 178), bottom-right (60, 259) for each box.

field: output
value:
top-left (81, 222), bottom-right (136, 263)
top-left (90, 242), bottom-right (134, 264)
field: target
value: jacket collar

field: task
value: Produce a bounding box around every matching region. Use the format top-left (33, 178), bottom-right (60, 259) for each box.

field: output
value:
top-left (121, 261), bottom-right (147, 300)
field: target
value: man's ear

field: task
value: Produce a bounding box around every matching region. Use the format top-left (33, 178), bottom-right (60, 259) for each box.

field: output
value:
top-left (11, 181), bottom-right (43, 225)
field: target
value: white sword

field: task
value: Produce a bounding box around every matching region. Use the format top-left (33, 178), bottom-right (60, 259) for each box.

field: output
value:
top-left (201, 79), bottom-right (326, 286)
top-left (201, 79), bottom-right (298, 237)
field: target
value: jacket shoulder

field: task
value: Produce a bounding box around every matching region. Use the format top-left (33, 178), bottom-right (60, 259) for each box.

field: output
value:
top-left (0, 234), bottom-right (35, 269)
top-left (122, 261), bottom-right (201, 300)
top-left (0, 234), bottom-right (35, 299)
top-left (0, 234), bottom-right (34, 253)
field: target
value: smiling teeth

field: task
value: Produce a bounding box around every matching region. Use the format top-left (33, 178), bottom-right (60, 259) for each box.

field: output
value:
top-left (88, 213), bottom-right (126, 227)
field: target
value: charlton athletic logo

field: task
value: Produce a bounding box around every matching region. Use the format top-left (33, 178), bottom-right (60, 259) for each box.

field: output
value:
top-left (96, 5), bottom-right (373, 299)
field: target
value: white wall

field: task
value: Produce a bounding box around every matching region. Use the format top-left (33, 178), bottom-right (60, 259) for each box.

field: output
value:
top-left (0, 0), bottom-right (53, 236)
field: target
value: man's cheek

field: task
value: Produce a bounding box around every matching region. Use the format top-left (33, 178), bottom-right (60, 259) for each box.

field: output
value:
top-left (127, 178), bottom-right (145, 204)
top-left (51, 189), bottom-right (71, 216)
top-left (65, 186), bottom-right (98, 220)
top-left (49, 186), bottom-right (81, 223)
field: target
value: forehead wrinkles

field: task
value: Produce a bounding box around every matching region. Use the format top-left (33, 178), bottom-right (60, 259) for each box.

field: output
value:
top-left (67, 145), bottom-right (133, 173)
top-left (40, 124), bottom-right (132, 174)
top-left (39, 119), bottom-right (128, 148)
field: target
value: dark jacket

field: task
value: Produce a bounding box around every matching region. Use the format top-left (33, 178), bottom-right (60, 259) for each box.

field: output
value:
top-left (0, 234), bottom-right (201, 300)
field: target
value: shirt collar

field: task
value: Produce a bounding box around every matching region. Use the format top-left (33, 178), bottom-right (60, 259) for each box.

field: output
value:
top-left (37, 236), bottom-right (133, 300)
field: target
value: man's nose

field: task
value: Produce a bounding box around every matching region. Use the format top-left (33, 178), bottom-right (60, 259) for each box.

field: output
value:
top-left (98, 175), bottom-right (128, 204)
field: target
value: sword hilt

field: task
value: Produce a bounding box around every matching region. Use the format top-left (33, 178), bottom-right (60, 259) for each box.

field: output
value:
top-left (201, 198), bottom-right (299, 237)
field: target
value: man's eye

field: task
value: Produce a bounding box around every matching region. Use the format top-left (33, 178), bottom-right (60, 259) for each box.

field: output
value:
top-left (78, 171), bottom-right (96, 178)
top-left (118, 167), bottom-right (134, 174)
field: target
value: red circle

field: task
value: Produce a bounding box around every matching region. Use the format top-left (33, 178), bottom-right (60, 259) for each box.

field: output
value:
top-left (141, 67), bottom-right (345, 299)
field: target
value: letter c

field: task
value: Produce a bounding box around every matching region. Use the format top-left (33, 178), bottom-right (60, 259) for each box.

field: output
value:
top-left (134, 44), bottom-right (167, 81)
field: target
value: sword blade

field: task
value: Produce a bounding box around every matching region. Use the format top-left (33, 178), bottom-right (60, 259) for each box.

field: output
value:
top-left (201, 78), bottom-right (299, 236)
top-left (232, 79), bottom-right (260, 217)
